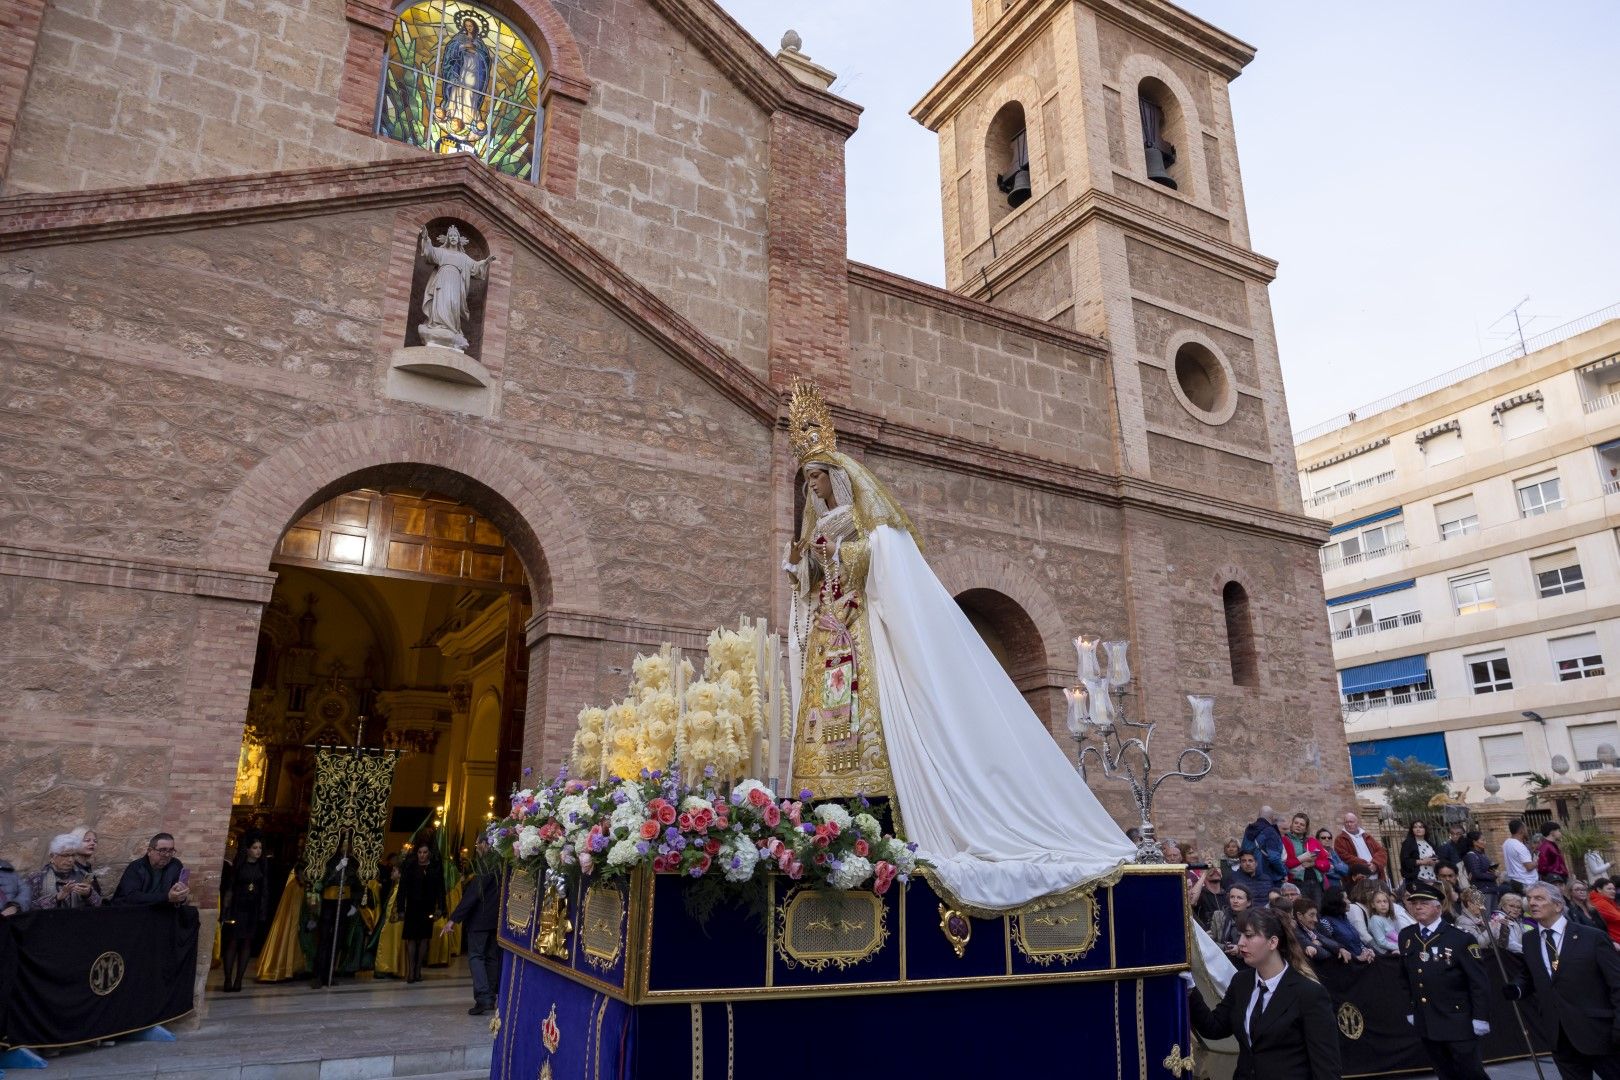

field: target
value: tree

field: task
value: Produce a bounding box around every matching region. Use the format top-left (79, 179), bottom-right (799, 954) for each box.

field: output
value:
top-left (1377, 756), bottom-right (1448, 827)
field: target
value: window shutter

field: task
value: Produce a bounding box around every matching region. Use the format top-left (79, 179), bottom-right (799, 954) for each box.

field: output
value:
top-left (1425, 431), bottom-right (1465, 465)
top-left (1481, 732), bottom-right (1529, 776)
top-left (1436, 493), bottom-right (1477, 522)
top-left (1531, 549), bottom-right (1580, 575)
top-left (1501, 405), bottom-right (1548, 440)
top-left (1550, 632), bottom-right (1602, 664)
top-left (1570, 722), bottom-right (1620, 765)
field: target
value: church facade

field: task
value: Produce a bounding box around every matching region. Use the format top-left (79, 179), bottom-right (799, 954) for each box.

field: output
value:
top-left (0, 0), bottom-right (1350, 958)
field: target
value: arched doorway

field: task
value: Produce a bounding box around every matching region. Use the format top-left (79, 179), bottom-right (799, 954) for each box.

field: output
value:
top-left (221, 475), bottom-right (548, 990)
top-left (954, 587), bottom-right (1050, 721)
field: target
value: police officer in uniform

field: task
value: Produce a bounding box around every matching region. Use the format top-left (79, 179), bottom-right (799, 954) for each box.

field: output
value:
top-left (1398, 879), bottom-right (1491, 1079)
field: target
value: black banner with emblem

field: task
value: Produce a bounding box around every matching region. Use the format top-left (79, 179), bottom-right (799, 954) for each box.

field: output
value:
top-left (0, 904), bottom-right (198, 1049)
top-left (1319, 952), bottom-right (1551, 1076)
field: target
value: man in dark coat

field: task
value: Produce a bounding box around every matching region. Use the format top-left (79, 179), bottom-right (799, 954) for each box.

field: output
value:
top-left (1506, 881), bottom-right (1620, 1079)
top-left (111, 832), bottom-right (189, 906)
top-left (1397, 880), bottom-right (1490, 1080)
top-left (443, 835), bottom-right (502, 1015)
top-left (1241, 806), bottom-right (1287, 893)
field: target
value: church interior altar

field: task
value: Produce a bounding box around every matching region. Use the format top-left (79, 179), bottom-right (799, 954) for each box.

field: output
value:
top-left (492, 864), bottom-right (1196, 1078)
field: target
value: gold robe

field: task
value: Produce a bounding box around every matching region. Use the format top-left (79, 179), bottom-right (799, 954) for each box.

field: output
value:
top-left (789, 511), bottom-right (892, 801)
top-left (255, 870), bottom-right (307, 982)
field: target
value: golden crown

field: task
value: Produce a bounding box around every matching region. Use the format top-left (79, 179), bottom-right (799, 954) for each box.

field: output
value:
top-left (787, 378), bottom-right (838, 463)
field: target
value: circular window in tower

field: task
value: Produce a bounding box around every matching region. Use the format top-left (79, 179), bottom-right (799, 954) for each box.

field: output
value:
top-left (1169, 338), bottom-right (1236, 424)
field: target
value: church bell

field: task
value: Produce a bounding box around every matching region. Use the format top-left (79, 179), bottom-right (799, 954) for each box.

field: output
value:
top-left (996, 166), bottom-right (1032, 209)
top-left (1144, 142), bottom-right (1178, 189)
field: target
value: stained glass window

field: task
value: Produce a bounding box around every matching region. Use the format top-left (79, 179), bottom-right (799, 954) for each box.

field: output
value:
top-left (378, 2), bottom-right (543, 181)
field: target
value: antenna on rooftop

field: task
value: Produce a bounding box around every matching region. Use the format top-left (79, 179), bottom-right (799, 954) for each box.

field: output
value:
top-left (1487, 296), bottom-right (1540, 357)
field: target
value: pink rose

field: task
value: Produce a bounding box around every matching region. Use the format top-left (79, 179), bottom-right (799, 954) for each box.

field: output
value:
top-left (652, 855), bottom-right (670, 873)
top-left (678, 812), bottom-right (695, 831)
top-left (657, 804), bottom-right (676, 825)
top-left (705, 838), bottom-right (721, 856)
top-left (813, 833), bottom-right (831, 849)
top-left (693, 854), bottom-right (712, 875)
top-left (762, 804), bottom-right (781, 828)
top-left (639, 820), bottom-right (659, 841)
top-left (748, 788), bottom-right (770, 808)
top-left (854, 839), bottom-right (869, 857)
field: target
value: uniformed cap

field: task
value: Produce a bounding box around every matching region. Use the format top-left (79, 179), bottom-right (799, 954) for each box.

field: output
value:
top-left (1406, 881), bottom-right (1444, 903)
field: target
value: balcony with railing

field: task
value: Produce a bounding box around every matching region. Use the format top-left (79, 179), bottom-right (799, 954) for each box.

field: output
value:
top-left (1584, 391), bottom-right (1620, 414)
top-left (1306, 471), bottom-right (1396, 509)
top-left (1320, 538), bottom-right (1410, 572)
top-left (1331, 610), bottom-right (1423, 642)
top-left (1340, 687), bottom-right (1436, 719)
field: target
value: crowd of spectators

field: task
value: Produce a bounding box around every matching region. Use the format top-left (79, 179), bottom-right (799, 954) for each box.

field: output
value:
top-left (1173, 805), bottom-right (1620, 972)
top-left (0, 829), bottom-right (191, 917)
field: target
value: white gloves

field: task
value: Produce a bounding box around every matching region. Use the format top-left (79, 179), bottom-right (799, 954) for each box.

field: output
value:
top-left (1472, 1020), bottom-right (1490, 1037)
top-left (1406, 1015), bottom-right (1414, 1025)
top-left (1179, 972), bottom-right (1197, 990)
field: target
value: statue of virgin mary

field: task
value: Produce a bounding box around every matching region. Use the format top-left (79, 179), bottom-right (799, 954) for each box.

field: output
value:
top-left (782, 380), bottom-right (1137, 915)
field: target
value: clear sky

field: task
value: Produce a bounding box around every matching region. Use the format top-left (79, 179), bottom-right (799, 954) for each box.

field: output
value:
top-left (715, 1), bottom-right (1620, 434)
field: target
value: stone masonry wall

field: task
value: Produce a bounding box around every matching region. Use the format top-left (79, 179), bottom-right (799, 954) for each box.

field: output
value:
top-left (848, 280), bottom-right (1115, 472)
top-left (3, 0), bottom-right (774, 380)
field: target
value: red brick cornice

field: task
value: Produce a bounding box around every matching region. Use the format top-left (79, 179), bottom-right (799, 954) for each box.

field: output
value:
top-left (848, 261), bottom-right (1109, 358)
top-left (0, 157), bottom-right (777, 423)
top-left (644, 0), bottom-right (861, 138)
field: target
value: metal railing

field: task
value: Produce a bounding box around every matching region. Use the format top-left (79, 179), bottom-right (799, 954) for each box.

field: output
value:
top-left (1331, 611), bottom-right (1423, 641)
top-left (1305, 471), bottom-right (1397, 508)
top-left (1294, 302), bottom-right (1620, 443)
top-left (1320, 538), bottom-right (1409, 572)
top-left (1340, 688), bottom-right (1437, 718)
top-left (1605, 478), bottom-right (1620, 496)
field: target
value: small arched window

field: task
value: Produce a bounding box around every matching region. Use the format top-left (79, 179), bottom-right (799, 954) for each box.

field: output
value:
top-left (1137, 77), bottom-right (1182, 190)
top-left (1222, 581), bottom-right (1258, 687)
top-left (379, 1), bottom-right (545, 182)
top-left (985, 101), bottom-right (1031, 222)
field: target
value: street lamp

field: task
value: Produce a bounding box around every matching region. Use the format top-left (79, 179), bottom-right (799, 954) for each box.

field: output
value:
top-left (1064, 635), bottom-right (1215, 864)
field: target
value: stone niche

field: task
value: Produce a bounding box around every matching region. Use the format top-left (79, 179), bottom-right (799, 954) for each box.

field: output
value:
top-left (388, 216), bottom-right (496, 417)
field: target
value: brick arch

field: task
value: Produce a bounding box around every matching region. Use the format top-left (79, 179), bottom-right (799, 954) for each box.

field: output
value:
top-left (973, 73), bottom-right (1049, 226)
top-left (207, 413), bottom-right (602, 615)
top-left (338, 0), bottom-right (593, 197)
top-left (926, 549), bottom-right (1070, 672)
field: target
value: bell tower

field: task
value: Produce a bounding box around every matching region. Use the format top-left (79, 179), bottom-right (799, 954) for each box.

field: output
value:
top-left (913, 0), bottom-right (1300, 512)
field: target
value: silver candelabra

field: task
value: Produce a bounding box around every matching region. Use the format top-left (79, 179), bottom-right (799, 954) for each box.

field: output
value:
top-left (1063, 636), bottom-right (1216, 865)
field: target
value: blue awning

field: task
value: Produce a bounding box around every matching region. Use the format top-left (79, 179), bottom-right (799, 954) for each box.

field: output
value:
top-left (1349, 732), bottom-right (1450, 784)
top-left (1339, 654), bottom-right (1428, 695)
top-left (1327, 580), bottom-right (1416, 608)
top-left (1330, 506), bottom-right (1403, 536)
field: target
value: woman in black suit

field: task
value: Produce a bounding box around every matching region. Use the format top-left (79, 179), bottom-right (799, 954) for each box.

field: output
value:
top-left (1188, 906), bottom-right (1342, 1080)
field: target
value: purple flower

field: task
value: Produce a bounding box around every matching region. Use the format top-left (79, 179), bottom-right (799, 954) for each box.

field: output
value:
top-left (611, 790), bottom-right (629, 804)
top-left (640, 768), bottom-right (651, 779)
top-left (802, 823), bottom-right (816, 834)
top-left (704, 765), bottom-right (716, 778)
top-left (799, 789), bottom-right (813, 802)
top-left (658, 844), bottom-right (673, 856)
top-left (590, 834), bottom-right (609, 853)
top-left (731, 792), bottom-right (744, 805)
top-left (651, 770), bottom-right (662, 780)
top-left (664, 826), bottom-right (681, 844)
top-left (523, 767), bottom-right (533, 776)
top-left (669, 835), bottom-right (688, 852)
top-left (828, 858), bottom-right (843, 871)
top-left (729, 855), bottom-right (742, 869)
top-left (688, 866), bottom-right (704, 878)
top-left (907, 842), bottom-right (918, 853)
top-left (636, 841), bottom-right (651, 855)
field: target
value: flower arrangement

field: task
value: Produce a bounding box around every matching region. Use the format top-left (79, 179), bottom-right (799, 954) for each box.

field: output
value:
top-left (490, 769), bottom-right (917, 897)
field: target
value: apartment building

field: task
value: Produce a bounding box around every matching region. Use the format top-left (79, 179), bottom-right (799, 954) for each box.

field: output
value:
top-left (1296, 310), bottom-right (1620, 801)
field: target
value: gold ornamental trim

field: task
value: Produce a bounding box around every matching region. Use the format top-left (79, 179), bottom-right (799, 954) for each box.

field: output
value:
top-left (580, 882), bottom-right (625, 972)
top-left (505, 867), bottom-right (539, 935)
top-left (937, 903), bottom-right (971, 959)
top-left (89, 950), bottom-right (124, 996)
top-left (1337, 1001), bottom-right (1365, 1039)
top-left (1012, 890), bottom-right (1101, 966)
top-left (775, 886), bottom-right (888, 972)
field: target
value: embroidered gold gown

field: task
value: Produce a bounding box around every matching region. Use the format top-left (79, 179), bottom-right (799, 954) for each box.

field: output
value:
top-left (789, 504), bottom-right (892, 802)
